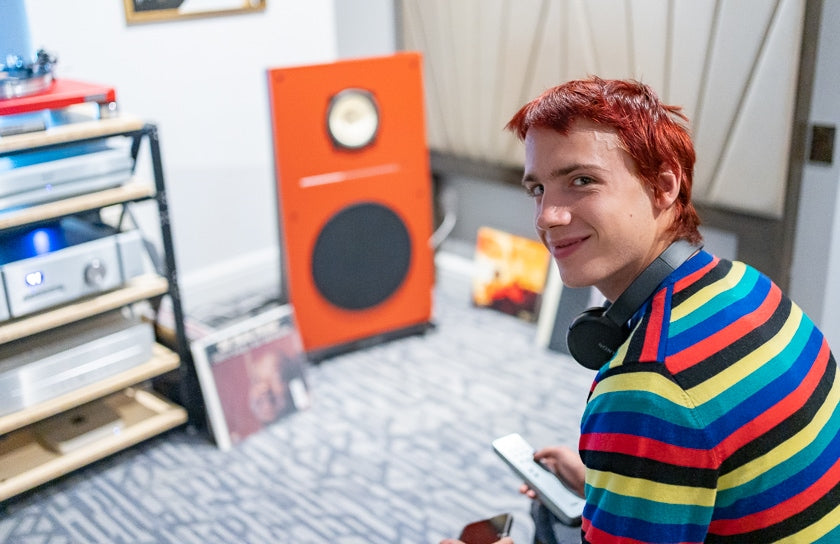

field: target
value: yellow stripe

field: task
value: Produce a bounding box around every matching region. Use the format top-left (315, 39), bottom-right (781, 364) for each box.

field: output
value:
top-left (607, 334), bottom-right (630, 371)
top-left (718, 369), bottom-right (840, 490)
top-left (671, 262), bottom-right (747, 321)
top-left (777, 502), bottom-right (840, 543)
top-left (587, 468), bottom-right (716, 507)
top-left (589, 370), bottom-right (693, 407)
top-left (687, 304), bottom-right (803, 405)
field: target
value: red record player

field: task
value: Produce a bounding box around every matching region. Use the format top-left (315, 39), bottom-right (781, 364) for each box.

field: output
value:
top-left (0, 78), bottom-right (116, 117)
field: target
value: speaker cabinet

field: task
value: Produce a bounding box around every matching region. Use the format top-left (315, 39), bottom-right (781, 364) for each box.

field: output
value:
top-left (267, 53), bottom-right (434, 360)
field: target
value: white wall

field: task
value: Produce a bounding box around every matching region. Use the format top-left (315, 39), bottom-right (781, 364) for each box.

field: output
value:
top-left (334, 0), bottom-right (396, 58)
top-left (23, 0), bottom-right (337, 302)
top-left (790, 0), bottom-right (840, 347)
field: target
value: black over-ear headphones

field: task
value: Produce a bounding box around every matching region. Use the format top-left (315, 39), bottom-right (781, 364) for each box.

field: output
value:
top-left (566, 239), bottom-right (700, 370)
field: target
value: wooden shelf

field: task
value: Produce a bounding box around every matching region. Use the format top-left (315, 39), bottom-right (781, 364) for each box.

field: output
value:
top-left (0, 115), bottom-right (147, 154)
top-left (0, 274), bottom-right (169, 345)
top-left (0, 180), bottom-right (155, 230)
top-left (0, 387), bottom-right (187, 502)
top-left (0, 343), bottom-right (180, 435)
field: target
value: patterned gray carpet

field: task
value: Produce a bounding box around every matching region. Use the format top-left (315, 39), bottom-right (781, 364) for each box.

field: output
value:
top-left (0, 264), bottom-right (592, 544)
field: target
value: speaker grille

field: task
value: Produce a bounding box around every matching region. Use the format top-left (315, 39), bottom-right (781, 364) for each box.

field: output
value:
top-left (312, 203), bottom-right (412, 310)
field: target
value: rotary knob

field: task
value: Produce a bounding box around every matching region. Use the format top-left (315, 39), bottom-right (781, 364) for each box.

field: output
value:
top-left (84, 259), bottom-right (107, 287)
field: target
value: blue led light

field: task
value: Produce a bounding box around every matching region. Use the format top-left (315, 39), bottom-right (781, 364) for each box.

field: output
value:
top-left (31, 228), bottom-right (52, 255)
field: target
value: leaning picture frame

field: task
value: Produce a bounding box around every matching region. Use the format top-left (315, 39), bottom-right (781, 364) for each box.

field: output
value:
top-left (190, 304), bottom-right (311, 451)
top-left (123, 0), bottom-right (266, 25)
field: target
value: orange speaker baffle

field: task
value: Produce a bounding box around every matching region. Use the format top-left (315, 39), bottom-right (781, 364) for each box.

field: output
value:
top-left (267, 52), bottom-right (435, 360)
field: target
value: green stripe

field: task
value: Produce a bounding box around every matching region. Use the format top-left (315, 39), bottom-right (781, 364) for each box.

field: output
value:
top-left (670, 265), bottom-right (760, 336)
top-left (585, 386), bottom-right (698, 428)
top-left (585, 483), bottom-right (713, 526)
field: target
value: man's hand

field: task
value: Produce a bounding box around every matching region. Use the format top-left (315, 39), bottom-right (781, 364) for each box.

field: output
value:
top-left (519, 445), bottom-right (585, 499)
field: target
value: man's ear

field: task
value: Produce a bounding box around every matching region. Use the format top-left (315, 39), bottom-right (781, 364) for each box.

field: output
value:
top-left (654, 166), bottom-right (681, 210)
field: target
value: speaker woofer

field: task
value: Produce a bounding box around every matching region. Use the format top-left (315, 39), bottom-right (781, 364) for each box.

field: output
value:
top-left (311, 202), bottom-right (411, 310)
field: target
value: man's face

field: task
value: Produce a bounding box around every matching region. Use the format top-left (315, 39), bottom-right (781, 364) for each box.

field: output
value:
top-left (522, 120), bottom-right (674, 301)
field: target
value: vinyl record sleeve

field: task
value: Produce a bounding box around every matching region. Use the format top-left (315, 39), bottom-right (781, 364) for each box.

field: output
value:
top-left (190, 304), bottom-right (310, 450)
top-left (471, 226), bottom-right (550, 323)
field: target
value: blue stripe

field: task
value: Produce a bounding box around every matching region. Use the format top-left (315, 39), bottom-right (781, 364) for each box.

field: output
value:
top-left (582, 406), bottom-right (708, 448)
top-left (584, 500), bottom-right (709, 543)
top-left (585, 389), bottom-right (697, 427)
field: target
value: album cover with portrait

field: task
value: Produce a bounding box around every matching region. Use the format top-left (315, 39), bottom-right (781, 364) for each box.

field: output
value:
top-left (191, 304), bottom-right (311, 451)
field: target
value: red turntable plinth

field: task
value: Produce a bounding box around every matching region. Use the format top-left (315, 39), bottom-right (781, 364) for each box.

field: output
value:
top-left (0, 79), bottom-right (116, 117)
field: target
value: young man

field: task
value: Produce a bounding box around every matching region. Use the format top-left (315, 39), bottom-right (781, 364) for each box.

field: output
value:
top-left (444, 78), bottom-right (840, 543)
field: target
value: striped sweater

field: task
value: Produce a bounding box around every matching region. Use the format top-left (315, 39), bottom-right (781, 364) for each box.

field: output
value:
top-left (579, 250), bottom-right (840, 543)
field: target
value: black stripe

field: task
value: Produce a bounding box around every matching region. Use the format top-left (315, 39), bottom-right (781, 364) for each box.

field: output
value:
top-left (673, 295), bottom-right (792, 389)
top-left (624, 307), bottom-right (654, 362)
top-left (671, 258), bottom-right (733, 304)
top-left (594, 358), bottom-right (679, 382)
top-left (581, 450), bottom-right (718, 489)
top-left (706, 479), bottom-right (840, 543)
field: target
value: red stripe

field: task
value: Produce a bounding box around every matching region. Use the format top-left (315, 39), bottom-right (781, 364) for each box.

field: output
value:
top-left (668, 284), bottom-right (782, 373)
top-left (640, 289), bottom-right (667, 362)
top-left (581, 432), bottom-right (718, 469)
top-left (709, 449), bottom-right (840, 535)
top-left (674, 256), bottom-right (719, 292)
top-left (716, 339), bottom-right (830, 456)
top-left (582, 517), bottom-right (700, 544)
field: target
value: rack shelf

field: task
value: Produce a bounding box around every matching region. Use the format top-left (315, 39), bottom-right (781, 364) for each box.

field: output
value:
top-left (0, 274), bottom-right (169, 345)
top-left (0, 387), bottom-right (187, 502)
top-left (0, 180), bottom-right (154, 230)
top-left (0, 343), bottom-right (180, 435)
top-left (0, 114), bottom-right (146, 154)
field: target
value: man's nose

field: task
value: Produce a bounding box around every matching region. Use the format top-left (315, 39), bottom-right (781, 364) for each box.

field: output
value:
top-left (536, 199), bottom-right (572, 230)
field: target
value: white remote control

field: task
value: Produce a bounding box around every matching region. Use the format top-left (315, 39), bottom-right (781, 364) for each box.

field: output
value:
top-left (492, 433), bottom-right (585, 526)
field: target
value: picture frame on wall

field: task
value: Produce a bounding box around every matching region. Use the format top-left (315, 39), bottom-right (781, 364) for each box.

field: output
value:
top-left (123, 0), bottom-right (266, 25)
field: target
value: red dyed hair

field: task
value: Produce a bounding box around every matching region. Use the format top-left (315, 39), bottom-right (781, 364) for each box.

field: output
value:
top-left (506, 77), bottom-right (702, 244)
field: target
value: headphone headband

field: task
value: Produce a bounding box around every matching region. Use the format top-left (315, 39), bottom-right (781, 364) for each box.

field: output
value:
top-left (566, 239), bottom-right (701, 370)
top-left (602, 239), bottom-right (700, 327)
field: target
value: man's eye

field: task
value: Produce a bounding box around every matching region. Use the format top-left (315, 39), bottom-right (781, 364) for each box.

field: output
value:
top-left (524, 184), bottom-right (544, 197)
top-left (572, 176), bottom-right (594, 186)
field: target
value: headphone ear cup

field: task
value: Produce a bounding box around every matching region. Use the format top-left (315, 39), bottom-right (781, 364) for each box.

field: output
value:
top-left (567, 307), bottom-right (629, 370)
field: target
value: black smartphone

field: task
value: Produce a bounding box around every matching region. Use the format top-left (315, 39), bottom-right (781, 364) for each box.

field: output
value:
top-left (458, 513), bottom-right (513, 544)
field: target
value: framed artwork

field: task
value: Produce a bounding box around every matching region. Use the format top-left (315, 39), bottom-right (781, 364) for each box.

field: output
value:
top-left (124, 0), bottom-right (266, 24)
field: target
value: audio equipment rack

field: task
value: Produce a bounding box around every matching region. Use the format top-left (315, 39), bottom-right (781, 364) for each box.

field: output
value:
top-left (0, 110), bottom-right (203, 502)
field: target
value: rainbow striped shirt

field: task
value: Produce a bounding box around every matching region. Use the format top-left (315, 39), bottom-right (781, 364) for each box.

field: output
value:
top-left (579, 250), bottom-right (840, 543)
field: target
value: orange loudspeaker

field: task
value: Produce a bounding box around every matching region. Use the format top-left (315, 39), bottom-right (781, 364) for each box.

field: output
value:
top-left (267, 53), bottom-right (435, 360)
